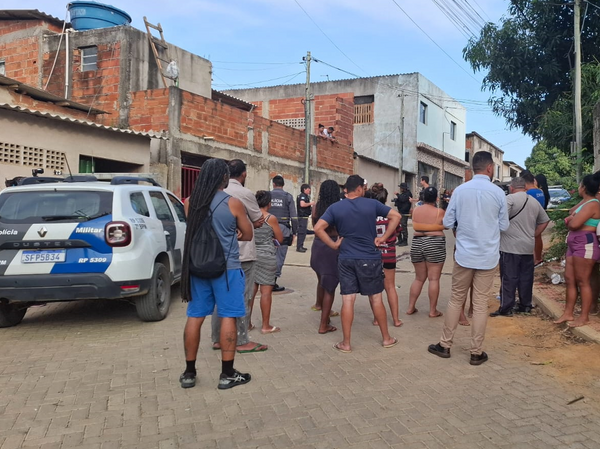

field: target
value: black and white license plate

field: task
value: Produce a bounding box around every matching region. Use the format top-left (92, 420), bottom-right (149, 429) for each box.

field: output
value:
top-left (21, 250), bottom-right (66, 263)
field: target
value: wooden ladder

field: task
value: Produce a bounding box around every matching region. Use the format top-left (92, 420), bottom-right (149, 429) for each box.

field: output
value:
top-left (143, 16), bottom-right (170, 88)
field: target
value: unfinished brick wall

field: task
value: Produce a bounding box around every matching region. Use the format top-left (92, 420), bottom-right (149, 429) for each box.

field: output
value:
top-left (128, 88), bottom-right (354, 174)
top-left (128, 89), bottom-right (170, 133)
top-left (259, 94), bottom-right (354, 147)
top-left (0, 20), bottom-right (65, 87)
top-left (43, 42), bottom-right (122, 126)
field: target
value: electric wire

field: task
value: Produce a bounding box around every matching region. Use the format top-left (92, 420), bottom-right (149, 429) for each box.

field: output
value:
top-left (390, 0), bottom-right (481, 83)
top-left (211, 60), bottom-right (299, 65)
top-left (44, 8), bottom-right (69, 90)
top-left (292, 0), bottom-right (368, 76)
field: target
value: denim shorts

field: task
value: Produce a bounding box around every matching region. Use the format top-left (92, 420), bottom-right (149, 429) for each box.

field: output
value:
top-left (187, 269), bottom-right (246, 318)
top-left (338, 258), bottom-right (385, 296)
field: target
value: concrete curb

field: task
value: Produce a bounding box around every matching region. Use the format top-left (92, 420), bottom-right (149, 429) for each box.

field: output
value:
top-left (533, 287), bottom-right (600, 345)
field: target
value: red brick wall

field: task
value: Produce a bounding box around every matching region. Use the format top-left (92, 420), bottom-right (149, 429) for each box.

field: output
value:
top-left (128, 89), bottom-right (170, 133)
top-left (0, 35), bottom-right (40, 86)
top-left (0, 20), bottom-right (65, 87)
top-left (130, 89), bottom-right (353, 174)
top-left (262, 94), bottom-right (354, 147)
top-left (42, 42), bottom-right (122, 126)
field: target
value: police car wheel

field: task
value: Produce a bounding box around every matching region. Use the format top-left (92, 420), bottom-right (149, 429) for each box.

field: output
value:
top-left (0, 301), bottom-right (27, 328)
top-left (135, 262), bottom-right (171, 322)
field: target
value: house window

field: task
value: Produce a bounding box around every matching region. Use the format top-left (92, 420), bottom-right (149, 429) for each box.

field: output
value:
top-left (81, 46), bottom-right (98, 72)
top-left (354, 95), bottom-right (374, 124)
top-left (419, 102), bottom-right (428, 124)
top-left (465, 151), bottom-right (470, 163)
top-left (0, 60), bottom-right (5, 76)
top-left (496, 165), bottom-right (500, 179)
top-left (450, 121), bottom-right (456, 140)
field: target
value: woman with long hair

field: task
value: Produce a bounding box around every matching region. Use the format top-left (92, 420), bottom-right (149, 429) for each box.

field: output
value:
top-left (555, 175), bottom-right (600, 327)
top-left (181, 158), bottom-right (253, 390)
top-left (534, 174), bottom-right (550, 265)
top-left (310, 180), bottom-right (342, 334)
top-left (249, 190), bottom-right (284, 334)
top-left (372, 184), bottom-right (403, 327)
top-left (406, 186), bottom-right (446, 317)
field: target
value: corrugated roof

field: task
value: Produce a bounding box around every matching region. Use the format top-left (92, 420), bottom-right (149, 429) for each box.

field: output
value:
top-left (0, 9), bottom-right (67, 28)
top-left (211, 89), bottom-right (255, 111)
top-left (0, 75), bottom-right (106, 115)
top-left (0, 103), bottom-right (165, 139)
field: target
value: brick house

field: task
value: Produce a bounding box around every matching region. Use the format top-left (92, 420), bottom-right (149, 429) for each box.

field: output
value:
top-left (0, 10), bottom-right (354, 196)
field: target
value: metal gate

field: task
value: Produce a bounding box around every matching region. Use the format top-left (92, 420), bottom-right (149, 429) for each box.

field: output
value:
top-left (181, 166), bottom-right (200, 199)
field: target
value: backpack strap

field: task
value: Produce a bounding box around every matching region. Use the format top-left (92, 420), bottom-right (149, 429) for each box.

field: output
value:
top-left (510, 196), bottom-right (529, 220)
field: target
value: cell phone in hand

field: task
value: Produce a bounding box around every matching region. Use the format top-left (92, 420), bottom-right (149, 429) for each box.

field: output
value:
top-left (273, 239), bottom-right (281, 247)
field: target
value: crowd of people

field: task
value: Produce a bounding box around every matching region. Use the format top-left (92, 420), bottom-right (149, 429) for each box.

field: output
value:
top-left (178, 152), bottom-right (595, 390)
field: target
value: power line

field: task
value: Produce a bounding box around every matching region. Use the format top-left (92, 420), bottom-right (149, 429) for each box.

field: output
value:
top-left (312, 58), bottom-right (361, 78)
top-left (292, 0), bottom-right (368, 76)
top-left (468, 0), bottom-right (492, 22)
top-left (390, 0), bottom-right (481, 83)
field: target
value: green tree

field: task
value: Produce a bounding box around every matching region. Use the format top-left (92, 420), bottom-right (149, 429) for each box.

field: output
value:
top-left (463, 0), bottom-right (600, 141)
top-left (524, 141), bottom-right (581, 190)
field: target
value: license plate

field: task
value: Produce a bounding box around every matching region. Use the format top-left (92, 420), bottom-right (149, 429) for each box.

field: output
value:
top-left (21, 250), bottom-right (66, 263)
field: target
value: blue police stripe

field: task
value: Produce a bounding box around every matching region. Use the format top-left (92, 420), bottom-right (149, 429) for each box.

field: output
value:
top-left (50, 215), bottom-right (114, 274)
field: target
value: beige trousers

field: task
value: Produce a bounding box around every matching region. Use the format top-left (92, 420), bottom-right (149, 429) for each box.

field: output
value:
top-left (440, 262), bottom-right (497, 355)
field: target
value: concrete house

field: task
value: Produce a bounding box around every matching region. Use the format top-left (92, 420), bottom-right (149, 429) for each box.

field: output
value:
top-left (0, 9), bottom-right (354, 196)
top-left (465, 131), bottom-right (504, 182)
top-left (225, 73), bottom-right (469, 195)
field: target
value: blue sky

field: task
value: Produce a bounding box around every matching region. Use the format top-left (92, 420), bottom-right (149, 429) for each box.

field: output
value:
top-left (11, 0), bottom-right (535, 166)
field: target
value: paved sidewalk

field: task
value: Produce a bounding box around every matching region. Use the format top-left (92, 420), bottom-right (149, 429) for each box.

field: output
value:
top-left (2, 235), bottom-right (600, 448)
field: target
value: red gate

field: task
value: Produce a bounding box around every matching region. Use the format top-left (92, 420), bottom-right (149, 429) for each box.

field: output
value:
top-left (181, 166), bottom-right (201, 199)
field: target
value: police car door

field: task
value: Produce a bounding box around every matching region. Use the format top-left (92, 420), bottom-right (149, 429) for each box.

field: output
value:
top-left (148, 191), bottom-right (178, 278)
top-left (166, 193), bottom-right (185, 280)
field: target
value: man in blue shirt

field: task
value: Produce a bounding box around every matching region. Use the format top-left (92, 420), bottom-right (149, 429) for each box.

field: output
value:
top-left (428, 151), bottom-right (509, 366)
top-left (521, 170), bottom-right (546, 208)
top-left (314, 175), bottom-right (402, 353)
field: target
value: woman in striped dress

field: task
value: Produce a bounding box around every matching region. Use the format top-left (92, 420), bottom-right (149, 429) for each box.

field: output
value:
top-left (372, 185), bottom-right (403, 327)
top-left (407, 186), bottom-right (447, 317)
top-left (250, 190), bottom-right (284, 334)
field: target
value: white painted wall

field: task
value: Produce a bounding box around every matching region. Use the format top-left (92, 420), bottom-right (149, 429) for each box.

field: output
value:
top-left (416, 74), bottom-right (466, 162)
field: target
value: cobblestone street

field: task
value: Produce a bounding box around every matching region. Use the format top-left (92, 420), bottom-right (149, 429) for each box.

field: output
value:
top-left (2, 237), bottom-right (600, 449)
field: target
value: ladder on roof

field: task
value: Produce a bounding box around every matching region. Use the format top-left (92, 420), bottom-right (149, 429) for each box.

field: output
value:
top-left (143, 16), bottom-right (170, 88)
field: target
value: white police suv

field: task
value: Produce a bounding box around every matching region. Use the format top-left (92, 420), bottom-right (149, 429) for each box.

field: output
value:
top-left (0, 176), bottom-right (186, 327)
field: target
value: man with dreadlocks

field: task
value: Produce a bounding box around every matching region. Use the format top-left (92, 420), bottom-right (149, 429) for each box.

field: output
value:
top-left (181, 158), bottom-right (254, 390)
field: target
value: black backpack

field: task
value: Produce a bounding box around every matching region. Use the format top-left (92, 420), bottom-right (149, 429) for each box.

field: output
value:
top-left (189, 197), bottom-right (228, 279)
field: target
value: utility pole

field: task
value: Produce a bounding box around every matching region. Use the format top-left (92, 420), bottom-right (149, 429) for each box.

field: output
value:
top-left (574, 0), bottom-right (583, 183)
top-left (303, 51), bottom-right (311, 185)
top-left (398, 93), bottom-right (404, 184)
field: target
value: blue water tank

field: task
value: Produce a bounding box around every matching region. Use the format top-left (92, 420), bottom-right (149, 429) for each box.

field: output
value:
top-left (68, 1), bottom-right (132, 31)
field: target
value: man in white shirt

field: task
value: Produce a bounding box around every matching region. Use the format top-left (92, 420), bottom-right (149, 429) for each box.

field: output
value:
top-left (428, 151), bottom-right (509, 366)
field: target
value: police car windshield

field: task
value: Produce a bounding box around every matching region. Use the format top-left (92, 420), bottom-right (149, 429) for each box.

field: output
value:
top-left (0, 191), bottom-right (113, 224)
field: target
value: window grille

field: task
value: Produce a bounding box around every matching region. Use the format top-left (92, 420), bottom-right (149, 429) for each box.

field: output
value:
top-left (81, 46), bottom-right (98, 72)
top-left (276, 118), bottom-right (305, 130)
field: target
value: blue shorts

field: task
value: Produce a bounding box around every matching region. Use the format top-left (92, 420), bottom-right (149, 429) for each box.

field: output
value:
top-left (338, 258), bottom-right (385, 296)
top-left (187, 269), bottom-right (246, 318)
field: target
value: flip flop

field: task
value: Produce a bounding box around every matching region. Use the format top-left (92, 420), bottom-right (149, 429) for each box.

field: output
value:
top-left (248, 324), bottom-right (256, 331)
top-left (459, 320), bottom-right (471, 326)
top-left (212, 344), bottom-right (220, 350)
top-left (333, 342), bottom-right (351, 353)
top-left (394, 321), bottom-right (403, 327)
top-left (406, 308), bottom-right (418, 315)
top-left (318, 325), bottom-right (337, 334)
top-left (329, 311), bottom-right (340, 317)
top-left (429, 312), bottom-right (443, 318)
top-left (311, 306), bottom-right (321, 312)
top-left (237, 343), bottom-right (268, 353)
top-left (261, 326), bottom-right (281, 334)
top-left (383, 337), bottom-right (399, 349)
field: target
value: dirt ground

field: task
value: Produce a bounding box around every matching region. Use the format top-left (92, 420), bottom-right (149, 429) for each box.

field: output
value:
top-left (484, 277), bottom-right (600, 404)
